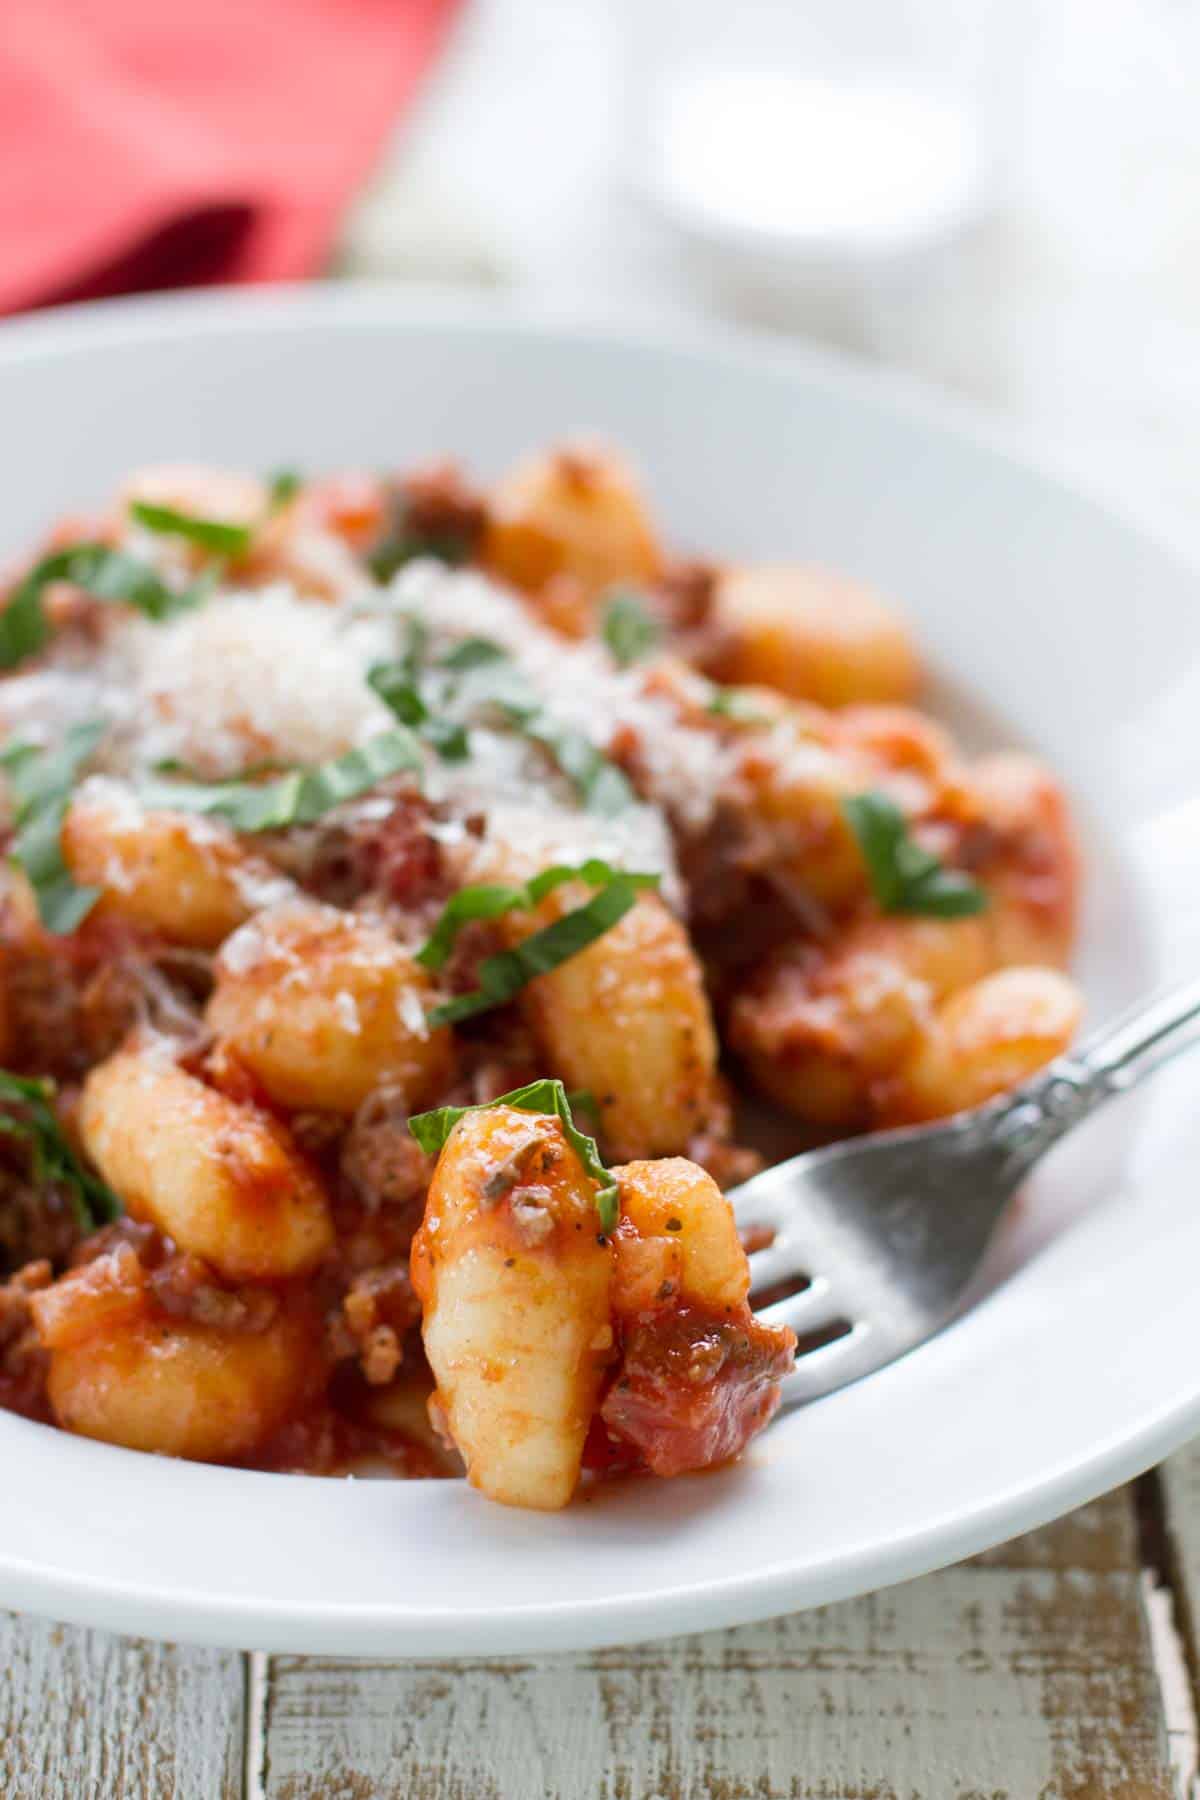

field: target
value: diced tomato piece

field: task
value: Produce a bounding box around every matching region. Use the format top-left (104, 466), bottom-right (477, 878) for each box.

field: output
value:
top-left (594, 1303), bottom-right (795, 1478)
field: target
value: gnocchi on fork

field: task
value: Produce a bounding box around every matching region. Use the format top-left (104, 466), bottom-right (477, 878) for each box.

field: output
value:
top-left (412, 1091), bottom-right (795, 1509)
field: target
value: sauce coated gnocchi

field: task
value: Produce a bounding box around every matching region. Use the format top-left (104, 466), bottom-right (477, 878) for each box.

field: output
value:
top-left (0, 442), bottom-right (1082, 1508)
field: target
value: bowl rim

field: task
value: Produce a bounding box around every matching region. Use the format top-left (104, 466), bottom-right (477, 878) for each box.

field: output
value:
top-left (1, 283), bottom-right (1199, 1655)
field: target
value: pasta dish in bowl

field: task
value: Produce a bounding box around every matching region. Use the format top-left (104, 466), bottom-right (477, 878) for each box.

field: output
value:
top-left (0, 443), bottom-right (1081, 1512)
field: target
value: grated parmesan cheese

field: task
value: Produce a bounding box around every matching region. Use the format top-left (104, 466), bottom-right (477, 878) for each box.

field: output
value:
top-left (107, 586), bottom-right (396, 778)
top-left (334, 990), bottom-right (362, 1035)
top-left (389, 562), bottom-right (731, 836)
top-left (5, 518), bottom-right (744, 913)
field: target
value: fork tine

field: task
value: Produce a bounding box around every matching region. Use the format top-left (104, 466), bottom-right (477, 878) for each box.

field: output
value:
top-left (745, 1241), bottom-right (804, 1290)
top-left (776, 1322), bottom-right (886, 1405)
top-left (757, 1276), bottom-right (846, 1336)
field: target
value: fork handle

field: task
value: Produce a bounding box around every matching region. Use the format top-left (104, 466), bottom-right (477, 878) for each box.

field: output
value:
top-left (991, 972), bottom-right (1200, 1169)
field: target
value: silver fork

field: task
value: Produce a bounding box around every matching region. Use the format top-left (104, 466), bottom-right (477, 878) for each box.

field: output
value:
top-left (733, 974), bottom-right (1200, 1409)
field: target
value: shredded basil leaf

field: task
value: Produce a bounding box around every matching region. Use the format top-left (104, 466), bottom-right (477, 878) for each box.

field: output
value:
top-left (0, 721), bottom-right (106, 932)
top-left (408, 1077), bottom-right (619, 1232)
top-left (368, 662), bottom-right (434, 727)
top-left (129, 500), bottom-right (252, 557)
top-left (438, 637), bottom-right (508, 673)
top-left (427, 874), bottom-right (647, 1028)
top-left (0, 1069), bottom-right (121, 1232)
top-left (396, 614), bottom-right (429, 680)
top-left (502, 704), bottom-right (634, 815)
top-left (368, 621), bottom-right (483, 763)
top-left (417, 859), bottom-right (660, 971)
top-left (601, 588), bottom-right (661, 667)
top-left (842, 790), bottom-right (988, 918)
top-left (706, 684), bottom-right (770, 725)
top-left (135, 729), bottom-right (424, 834)
top-left (368, 661), bottom-right (470, 763)
top-left (566, 1087), bottom-right (600, 1128)
top-left (458, 648), bottom-right (633, 811)
top-left (422, 718), bottom-right (471, 761)
top-left (0, 543), bottom-right (212, 671)
top-left (377, 626), bottom-right (634, 811)
top-left (266, 469), bottom-right (302, 510)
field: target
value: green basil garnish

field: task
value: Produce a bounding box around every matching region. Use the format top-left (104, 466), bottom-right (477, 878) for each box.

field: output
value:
top-left (367, 621), bottom-right (498, 764)
top-left (129, 500), bottom-right (252, 558)
top-left (842, 790), bottom-right (988, 919)
top-left (135, 729), bottom-right (424, 834)
top-left (266, 469), bottom-right (302, 510)
top-left (438, 637), bottom-right (508, 673)
top-left (426, 870), bottom-right (653, 1028)
top-left (601, 588), bottom-right (661, 667)
top-left (0, 543), bottom-right (213, 671)
top-left (391, 631), bottom-right (634, 812)
top-left (368, 661), bottom-right (470, 763)
top-left (706, 685), bottom-right (770, 725)
top-left (504, 704), bottom-right (634, 815)
top-left (0, 721), bottom-right (106, 933)
top-left (0, 1070), bottom-right (121, 1232)
top-left (408, 1077), bottom-right (619, 1232)
top-left (417, 859), bottom-right (660, 971)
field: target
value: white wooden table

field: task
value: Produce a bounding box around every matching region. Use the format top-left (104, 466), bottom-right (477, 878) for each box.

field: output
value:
top-left (8, 2), bottom-right (1200, 1790)
top-left (4, 1452), bottom-right (1199, 1796)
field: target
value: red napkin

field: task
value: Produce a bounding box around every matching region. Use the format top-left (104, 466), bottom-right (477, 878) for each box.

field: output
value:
top-left (0, 0), bottom-right (463, 314)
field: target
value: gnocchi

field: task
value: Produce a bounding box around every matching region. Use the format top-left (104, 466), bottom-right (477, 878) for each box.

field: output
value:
top-left (0, 442), bottom-right (1083, 1508)
top-left (207, 899), bottom-right (454, 1114)
top-left (413, 1114), bottom-right (794, 1508)
top-left (514, 888), bottom-right (720, 1162)
top-left (79, 1044), bottom-right (334, 1281)
top-left (711, 564), bottom-right (919, 707)
top-left (31, 1244), bottom-right (323, 1461)
top-left (63, 779), bottom-right (289, 948)
top-left (482, 445), bottom-right (662, 607)
top-left (411, 1105), bottom-right (613, 1510)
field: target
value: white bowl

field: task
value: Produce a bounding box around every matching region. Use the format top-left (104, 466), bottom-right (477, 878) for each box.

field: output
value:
top-left (1, 287), bottom-right (1198, 1655)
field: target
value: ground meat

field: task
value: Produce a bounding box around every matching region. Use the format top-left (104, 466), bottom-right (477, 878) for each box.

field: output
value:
top-left (362, 461), bottom-right (488, 582)
top-left (674, 795), bottom-right (786, 933)
top-left (685, 1128), bottom-right (762, 1192)
top-left (79, 947), bottom-right (211, 1057)
top-left (147, 1252), bottom-right (280, 1334)
top-left (69, 1223), bottom-right (279, 1336)
top-left (446, 1009), bottom-right (542, 1108)
top-left (326, 1263), bottom-right (422, 1386)
top-left (0, 1164), bottom-right (82, 1274)
top-left (2, 930), bottom-right (210, 1080)
top-left (591, 1303), bottom-right (795, 1478)
top-left (342, 1087), bottom-right (432, 1215)
top-left (269, 790), bottom-right (445, 912)
top-left (398, 460), bottom-right (488, 562)
top-left (70, 1217), bottom-right (163, 1269)
top-left (656, 556), bottom-right (739, 669)
top-left (246, 1393), bottom-right (449, 1479)
top-left (287, 1110), bottom-right (348, 1161)
top-left (0, 1260), bottom-right (52, 1420)
top-left (438, 918), bottom-right (507, 998)
top-left (4, 953), bottom-right (88, 1079)
top-left (657, 556), bottom-right (719, 632)
top-left (681, 1078), bottom-right (762, 1192)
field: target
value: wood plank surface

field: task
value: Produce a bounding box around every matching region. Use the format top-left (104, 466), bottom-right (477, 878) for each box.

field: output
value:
top-left (0, 1613), bottom-right (245, 1800)
top-left (0, 1481), bottom-right (1181, 1800)
top-left (256, 1485), bottom-right (1172, 1800)
top-left (1161, 1442), bottom-right (1200, 1704)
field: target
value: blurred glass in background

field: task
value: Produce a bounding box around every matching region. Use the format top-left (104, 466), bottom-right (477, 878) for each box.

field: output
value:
top-left (625, 0), bottom-right (1008, 342)
top-left (344, 0), bottom-right (1200, 513)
